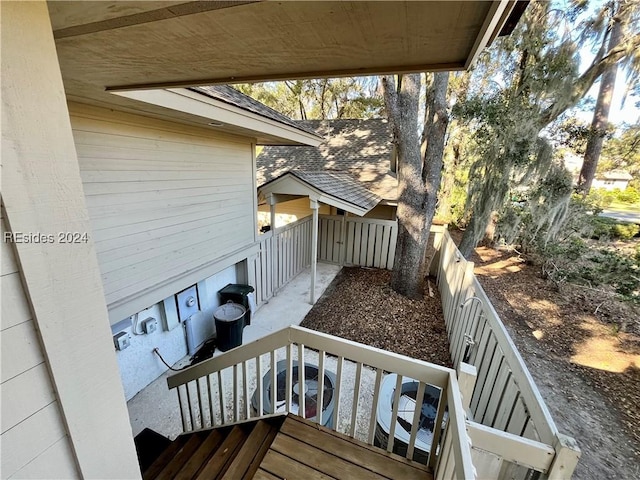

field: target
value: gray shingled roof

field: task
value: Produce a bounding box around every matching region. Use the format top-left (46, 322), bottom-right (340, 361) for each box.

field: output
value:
top-left (190, 85), bottom-right (319, 136)
top-left (257, 119), bottom-right (398, 201)
top-left (289, 171), bottom-right (381, 211)
top-left (262, 170), bottom-right (381, 211)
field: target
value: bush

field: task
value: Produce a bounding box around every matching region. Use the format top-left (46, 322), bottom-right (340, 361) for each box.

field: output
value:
top-left (617, 186), bottom-right (640, 204)
top-left (586, 189), bottom-right (611, 211)
top-left (613, 222), bottom-right (640, 240)
top-left (590, 216), bottom-right (639, 240)
top-left (590, 216), bottom-right (617, 239)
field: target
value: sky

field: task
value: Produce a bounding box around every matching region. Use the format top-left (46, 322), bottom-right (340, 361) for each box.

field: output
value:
top-left (572, 65), bottom-right (640, 127)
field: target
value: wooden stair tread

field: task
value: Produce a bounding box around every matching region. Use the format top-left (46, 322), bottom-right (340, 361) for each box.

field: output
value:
top-left (194, 426), bottom-right (247, 480)
top-left (155, 433), bottom-right (206, 480)
top-left (143, 434), bottom-right (189, 480)
top-left (279, 416), bottom-right (429, 480)
top-left (175, 429), bottom-right (224, 479)
top-left (260, 450), bottom-right (336, 479)
top-left (253, 469), bottom-right (280, 480)
top-left (222, 420), bottom-right (275, 479)
top-left (270, 431), bottom-right (387, 480)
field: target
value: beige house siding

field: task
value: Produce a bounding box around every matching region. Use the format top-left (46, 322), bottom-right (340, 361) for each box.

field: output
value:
top-left (258, 197), bottom-right (330, 228)
top-left (70, 104), bottom-right (257, 323)
top-left (364, 204), bottom-right (396, 220)
top-left (592, 178), bottom-right (630, 191)
top-left (1, 219), bottom-right (79, 479)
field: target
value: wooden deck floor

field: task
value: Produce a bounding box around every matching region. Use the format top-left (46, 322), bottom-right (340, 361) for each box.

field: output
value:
top-left (257, 415), bottom-right (432, 480)
top-left (140, 414), bottom-right (433, 480)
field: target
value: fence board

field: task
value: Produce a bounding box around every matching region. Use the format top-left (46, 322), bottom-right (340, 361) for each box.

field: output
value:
top-left (317, 215), bottom-right (398, 270)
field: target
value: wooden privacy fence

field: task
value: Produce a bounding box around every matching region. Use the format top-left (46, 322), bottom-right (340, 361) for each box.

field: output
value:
top-left (432, 226), bottom-right (580, 479)
top-left (250, 214), bottom-right (398, 307)
top-left (318, 215), bottom-right (397, 269)
top-left (248, 216), bottom-right (312, 307)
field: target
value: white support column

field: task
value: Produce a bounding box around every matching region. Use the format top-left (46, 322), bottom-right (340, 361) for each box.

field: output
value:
top-left (267, 194), bottom-right (277, 293)
top-left (310, 197), bottom-right (319, 304)
top-left (1, 2), bottom-right (140, 478)
top-left (268, 193), bottom-right (277, 230)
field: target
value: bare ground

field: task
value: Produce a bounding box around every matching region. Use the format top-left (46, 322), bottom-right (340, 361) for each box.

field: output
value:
top-left (301, 250), bottom-right (640, 479)
top-left (470, 244), bottom-right (640, 479)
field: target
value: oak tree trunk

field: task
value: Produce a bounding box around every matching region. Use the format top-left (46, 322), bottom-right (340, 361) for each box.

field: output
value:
top-left (383, 73), bottom-right (450, 298)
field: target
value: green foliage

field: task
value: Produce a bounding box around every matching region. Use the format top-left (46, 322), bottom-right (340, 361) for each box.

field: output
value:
top-left (496, 189), bottom-right (640, 301)
top-left (597, 124), bottom-right (640, 188)
top-left (580, 249), bottom-right (638, 299)
top-left (452, 0), bottom-right (640, 255)
top-left (613, 222), bottom-right (640, 240)
top-left (617, 186), bottom-right (640, 204)
top-left (585, 188), bottom-right (613, 209)
top-left (588, 186), bottom-right (640, 206)
top-left (590, 215), bottom-right (618, 239)
top-left (235, 78), bottom-right (383, 120)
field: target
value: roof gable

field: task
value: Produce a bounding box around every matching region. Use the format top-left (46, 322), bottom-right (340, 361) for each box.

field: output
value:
top-left (259, 170), bottom-right (381, 216)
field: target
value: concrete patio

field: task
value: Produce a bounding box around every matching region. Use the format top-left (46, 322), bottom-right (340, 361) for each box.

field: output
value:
top-left (127, 262), bottom-right (342, 439)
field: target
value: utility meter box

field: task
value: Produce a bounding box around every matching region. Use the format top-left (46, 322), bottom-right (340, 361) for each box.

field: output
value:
top-left (113, 331), bottom-right (131, 351)
top-left (141, 317), bottom-right (157, 334)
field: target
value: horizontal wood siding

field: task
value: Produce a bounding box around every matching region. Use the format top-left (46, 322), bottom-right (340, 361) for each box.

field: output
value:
top-left (71, 104), bottom-right (256, 322)
top-left (1, 219), bottom-right (79, 479)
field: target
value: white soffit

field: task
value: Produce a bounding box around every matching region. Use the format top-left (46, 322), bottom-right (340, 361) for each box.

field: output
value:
top-left (112, 88), bottom-right (322, 146)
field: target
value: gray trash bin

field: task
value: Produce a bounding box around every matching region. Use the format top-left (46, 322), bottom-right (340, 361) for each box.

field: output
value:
top-left (213, 302), bottom-right (245, 352)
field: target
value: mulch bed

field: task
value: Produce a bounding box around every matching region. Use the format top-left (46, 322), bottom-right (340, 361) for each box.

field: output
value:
top-left (300, 267), bottom-right (452, 369)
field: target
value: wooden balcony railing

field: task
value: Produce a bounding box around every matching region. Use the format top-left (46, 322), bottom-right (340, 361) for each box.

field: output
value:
top-left (167, 326), bottom-right (475, 480)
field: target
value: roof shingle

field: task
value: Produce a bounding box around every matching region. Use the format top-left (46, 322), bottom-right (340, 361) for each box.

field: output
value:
top-left (190, 85), bottom-right (319, 136)
top-left (256, 119), bottom-right (397, 201)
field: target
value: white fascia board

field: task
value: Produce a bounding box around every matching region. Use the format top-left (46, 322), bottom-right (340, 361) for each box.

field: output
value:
top-left (112, 88), bottom-right (322, 147)
top-left (465, 0), bottom-right (513, 69)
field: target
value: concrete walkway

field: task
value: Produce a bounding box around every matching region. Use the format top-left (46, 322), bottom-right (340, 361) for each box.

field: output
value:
top-left (601, 209), bottom-right (640, 224)
top-left (127, 262), bottom-right (341, 439)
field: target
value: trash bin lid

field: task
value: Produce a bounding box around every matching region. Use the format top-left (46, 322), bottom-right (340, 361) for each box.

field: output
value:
top-left (219, 283), bottom-right (255, 296)
top-left (213, 302), bottom-right (246, 322)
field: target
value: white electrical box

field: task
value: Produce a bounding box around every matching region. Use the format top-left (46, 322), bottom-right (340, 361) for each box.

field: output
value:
top-left (141, 317), bottom-right (157, 334)
top-left (113, 331), bottom-right (131, 351)
top-left (161, 297), bottom-right (180, 331)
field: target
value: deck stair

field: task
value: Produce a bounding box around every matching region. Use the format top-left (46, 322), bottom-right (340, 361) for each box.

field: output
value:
top-left (137, 414), bottom-right (433, 480)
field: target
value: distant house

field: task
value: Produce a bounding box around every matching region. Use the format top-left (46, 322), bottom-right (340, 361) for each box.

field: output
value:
top-left (257, 119), bottom-right (398, 227)
top-left (592, 170), bottom-right (633, 191)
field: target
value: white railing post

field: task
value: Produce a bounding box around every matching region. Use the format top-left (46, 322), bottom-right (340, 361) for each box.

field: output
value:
top-left (457, 362), bottom-right (477, 412)
top-left (546, 434), bottom-right (581, 480)
top-left (428, 224), bottom-right (446, 277)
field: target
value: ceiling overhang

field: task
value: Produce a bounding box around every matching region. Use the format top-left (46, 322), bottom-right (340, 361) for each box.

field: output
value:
top-left (48, 1), bottom-right (519, 114)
